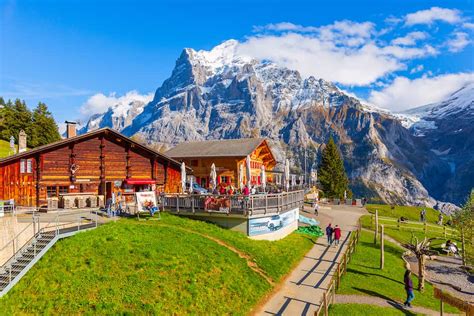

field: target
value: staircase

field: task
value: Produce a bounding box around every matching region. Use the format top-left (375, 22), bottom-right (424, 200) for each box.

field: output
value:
top-left (0, 211), bottom-right (99, 297)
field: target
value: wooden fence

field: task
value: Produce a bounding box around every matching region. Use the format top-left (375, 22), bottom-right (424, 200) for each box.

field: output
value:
top-left (371, 215), bottom-right (458, 238)
top-left (315, 219), bottom-right (362, 316)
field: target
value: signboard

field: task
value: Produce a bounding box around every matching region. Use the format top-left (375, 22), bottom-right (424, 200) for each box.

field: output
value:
top-left (0, 201), bottom-right (4, 218)
top-left (248, 208), bottom-right (298, 236)
top-left (135, 191), bottom-right (158, 212)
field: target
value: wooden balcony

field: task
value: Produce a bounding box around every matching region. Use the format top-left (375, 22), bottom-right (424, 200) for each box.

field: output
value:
top-left (163, 190), bottom-right (304, 217)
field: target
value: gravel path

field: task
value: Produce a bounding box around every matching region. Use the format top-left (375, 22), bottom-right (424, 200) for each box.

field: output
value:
top-left (335, 294), bottom-right (459, 316)
top-left (406, 255), bottom-right (474, 303)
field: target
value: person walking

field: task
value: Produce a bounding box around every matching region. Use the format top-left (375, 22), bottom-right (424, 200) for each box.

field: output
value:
top-left (403, 270), bottom-right (415, 308)
top-left (325, 224), bottom-right (333, 246)
top-left (437, 213), bottom-right (443, 225)
top-left (313, 201), bottom-right (319, 216)
top-left (333, 225), bottom-right (341, 246)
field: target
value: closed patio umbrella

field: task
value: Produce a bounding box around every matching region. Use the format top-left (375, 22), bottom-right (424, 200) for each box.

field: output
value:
top-left (284, 159), bottom-right (290, 191)
top-left (246, 155), bottom-right (251, 187)
top-left (260, 165), bottom-right (266, 192)
top-left (189, 176), bottom-right (193, 194)
top-left (181, 162), bottom-right (186, 193)
top-left (239, 163), bottom-right (244, 191)
top-left (210, 163), bottom-right (217, 191)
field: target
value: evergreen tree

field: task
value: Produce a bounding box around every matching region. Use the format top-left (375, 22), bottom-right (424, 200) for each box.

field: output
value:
top-left (317, 136), bottom-right (350, 198)
top-left (11, 99), bottom-right (33, 145)
top-left (0, 99), bottom-right (16, 141)
top-left (30, 102), bottom-right (61, 147)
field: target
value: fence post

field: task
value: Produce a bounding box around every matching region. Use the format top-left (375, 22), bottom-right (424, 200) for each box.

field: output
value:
top-left (176, 196), bottom-right (179, 213)
top-left (337, 262), bottom-right (341, 289)
top-left (380, 225), bottom-right (385, 269)
top-left (443, 226), bottom-right (446, 238)
top-left (397, 220), bottom-right (400, 231)
top-left (461, 228), bottom-right (466, 266)
top-left (332, 281), bottom-right (336, 304)
top-left (374, 209), bottom-right (379, 244)
top-left (424, 222), bottom-right (427, 235)
top-left (440, 298), bottom-right (444, 316)
top-left (323, 291), bottom-right (328, 316)
top-left (344, 252), bottom-right (347, 273)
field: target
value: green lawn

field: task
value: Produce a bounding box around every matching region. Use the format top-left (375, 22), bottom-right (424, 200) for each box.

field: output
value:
top-left (360, 215), bottom-right (460, 252)
top-left (366, 204), bottom-right (446, 225)
top-left (0, 214), bottom-right (315, 314)
top-left (329, 303), bottom-right (420, 316)
top-left (338, 231), bottom-right (457, 313)
top-left (0, 139), bottom-right (13, 158)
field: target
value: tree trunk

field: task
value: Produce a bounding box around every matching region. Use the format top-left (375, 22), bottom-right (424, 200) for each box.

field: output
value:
top-left (418, 254), bottom-right (425, 291)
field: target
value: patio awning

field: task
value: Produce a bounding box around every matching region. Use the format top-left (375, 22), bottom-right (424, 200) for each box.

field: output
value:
top-left (124, 178), bottom-right (156, 185)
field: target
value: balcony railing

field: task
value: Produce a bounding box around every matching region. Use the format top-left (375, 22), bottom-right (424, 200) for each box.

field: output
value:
top-left (162, 190), bottom-right (304, 217)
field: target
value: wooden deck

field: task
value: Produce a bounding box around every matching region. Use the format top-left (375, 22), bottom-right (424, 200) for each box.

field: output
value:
top-left (163, 190), bottom-right (304, 217)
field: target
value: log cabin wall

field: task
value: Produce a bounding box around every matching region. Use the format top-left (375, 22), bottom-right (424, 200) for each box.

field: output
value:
top-left (0, 129), bottom-right (183, 207)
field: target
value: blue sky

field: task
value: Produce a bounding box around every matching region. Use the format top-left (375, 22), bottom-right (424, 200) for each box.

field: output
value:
top-left (1, 0), bottom-right (473, 124)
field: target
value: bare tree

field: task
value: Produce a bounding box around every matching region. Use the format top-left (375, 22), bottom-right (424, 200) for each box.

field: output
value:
top-left (402, 236), bottom-right (438, 291)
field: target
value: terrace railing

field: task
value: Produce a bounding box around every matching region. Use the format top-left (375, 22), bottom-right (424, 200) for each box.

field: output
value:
top-left (163, 190), bottom-right (305, 217)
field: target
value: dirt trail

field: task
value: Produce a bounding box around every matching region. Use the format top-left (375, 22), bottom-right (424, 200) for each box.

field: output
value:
top-left (158, 223), bottom-right (274, 285)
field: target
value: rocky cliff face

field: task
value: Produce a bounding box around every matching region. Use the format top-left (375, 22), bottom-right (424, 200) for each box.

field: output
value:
top-left (80, 40), bottom-right (472, 208)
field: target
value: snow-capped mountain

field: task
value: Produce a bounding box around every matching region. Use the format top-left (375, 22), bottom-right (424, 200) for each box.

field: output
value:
top-left (395, 84), bottom-right (474, 205)
top-left (79, 40), bottom-right (472, 208)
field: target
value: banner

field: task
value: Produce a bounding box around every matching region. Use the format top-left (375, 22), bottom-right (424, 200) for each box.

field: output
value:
top-left (248, 208), bottom-right (298, 236)
top-left (135, 191), bottom-right (158, 212)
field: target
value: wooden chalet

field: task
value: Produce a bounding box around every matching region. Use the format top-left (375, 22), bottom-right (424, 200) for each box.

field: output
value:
top-left (0, 124), bottom-right (184, 208)
top-left (165, 138), bottom-right (276, 189)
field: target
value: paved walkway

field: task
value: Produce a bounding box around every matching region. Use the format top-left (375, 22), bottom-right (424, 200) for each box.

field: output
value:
top-left (255, 205), bottom-right (366, 316)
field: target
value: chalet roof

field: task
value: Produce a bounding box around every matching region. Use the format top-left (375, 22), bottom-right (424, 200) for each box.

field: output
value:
top-left (0, 128), bottom-right (185, 169)
top-left (165, 138), bottom-right (275, 160)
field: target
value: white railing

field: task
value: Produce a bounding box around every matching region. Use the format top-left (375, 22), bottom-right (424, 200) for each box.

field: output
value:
top-left (163, 190), bottom-right (304, 216)
top-left (0, 210), bottom-right (99, 267)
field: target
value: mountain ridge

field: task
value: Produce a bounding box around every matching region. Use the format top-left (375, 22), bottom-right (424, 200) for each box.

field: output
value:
top-left (79, 40), bottom-right (472, 209)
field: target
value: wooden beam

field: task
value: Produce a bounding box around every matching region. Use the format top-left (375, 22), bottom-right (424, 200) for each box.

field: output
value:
top-left (125, 144), bottom-right (131, 179)
top-left (35, 154), bottom-right (41, 208)
top-left (99, 136), bottom-right (106, 195)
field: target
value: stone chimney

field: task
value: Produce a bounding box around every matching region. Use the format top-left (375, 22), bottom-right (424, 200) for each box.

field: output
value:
top-left (65, 121), bottom-right (77, 139)
top-left (18, 130), bottom-right (27, 153)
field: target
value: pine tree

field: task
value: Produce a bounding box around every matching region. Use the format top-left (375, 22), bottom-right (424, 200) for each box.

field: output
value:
top-left (30, 102), bottom-right (61, 147)
top-left (317, 136), bottom-right (350, 198)
top-left (0, 99), bottom-right (16, 141)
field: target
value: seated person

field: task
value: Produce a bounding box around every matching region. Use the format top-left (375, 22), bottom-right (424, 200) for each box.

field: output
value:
top-left (445, 240), bottom-right (459, 257)
top-left (398, 216), bottom-right (408, 223)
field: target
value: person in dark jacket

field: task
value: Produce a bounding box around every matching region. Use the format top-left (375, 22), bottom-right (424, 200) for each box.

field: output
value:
top-left (403, 270), bottom-right (415, 308)
top-left (325, 224), bottom-right (333, 245)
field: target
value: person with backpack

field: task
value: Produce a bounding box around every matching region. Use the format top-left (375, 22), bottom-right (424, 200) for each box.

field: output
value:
top-left (325, 224), bottom-right (333, 245)
top-left (403, 270), bottom-right (415, 308)
top-left (333, 225), bottom-right (342, 246)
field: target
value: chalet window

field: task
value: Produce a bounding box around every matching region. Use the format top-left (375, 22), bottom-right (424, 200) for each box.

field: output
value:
top-left (190, 160), bottom-right (198, 167)
top-left (26, 159), bottom-right (32, 173)
top-left (20, 159), bottom-right (33, 174)
top-left (58, 186), bottom-right (69, 195)
top-left (20, 159), bottom-right (26, 173)
top-left (47, 186), bottom-right (57, 198)
top-left (221, 176), bottom-right (229, 183)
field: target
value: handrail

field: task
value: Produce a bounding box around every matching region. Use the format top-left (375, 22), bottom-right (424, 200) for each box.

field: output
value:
top-left (0, 221), bottom-right (35, 254)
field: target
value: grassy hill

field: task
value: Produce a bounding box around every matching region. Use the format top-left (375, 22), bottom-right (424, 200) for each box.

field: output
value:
top-left (0, 214), bottom-right (314, 315)
top-left (0, 139), bottom-right (14, 158)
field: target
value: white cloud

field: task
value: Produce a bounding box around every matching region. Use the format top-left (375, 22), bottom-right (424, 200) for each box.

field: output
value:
top-left (253, 22), bottom-right (318, 33)
top-left (368, 72), bottom-right (474, 111)
top-left (463, 22), bottom-right (474, 30)
top-left (381, 44), bottom-right (437, 59)
top-left (238, 34), bottom-right (402, 86)
top-left (80, 90), bottom-right (153, 116)
top-left (410, 64), bottom-right (424, 74)
top-left (405, 7), bottom-right (462, 26)
top-left (446, 32), bottom-right (471, 52)
top-left (391, 31), bottom-right (428, 46)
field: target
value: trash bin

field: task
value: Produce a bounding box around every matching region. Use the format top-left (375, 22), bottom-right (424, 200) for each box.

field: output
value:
top-left (47, 197), bottom-right (58, 210)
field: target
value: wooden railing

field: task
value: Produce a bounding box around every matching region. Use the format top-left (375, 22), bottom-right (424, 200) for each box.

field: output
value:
top-left (315, 219), bottom-right (362, 316)
top-left (371, 215), bottom-right (458, 238)
top-left (162, 190), bottom-right (305, 217)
